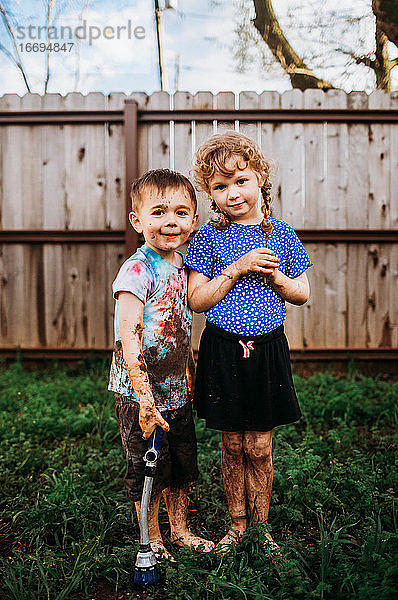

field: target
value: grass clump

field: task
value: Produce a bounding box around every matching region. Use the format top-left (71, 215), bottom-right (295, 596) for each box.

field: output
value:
top-left (0, 360), bottom-right (396, 599)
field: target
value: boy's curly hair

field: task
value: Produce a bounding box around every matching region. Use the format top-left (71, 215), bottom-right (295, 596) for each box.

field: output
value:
top-left (193, 131), bottom-right (273, 235)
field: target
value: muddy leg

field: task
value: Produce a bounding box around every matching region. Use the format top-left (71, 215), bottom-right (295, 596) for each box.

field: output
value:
top-left (217, 431), bottom-right (247, 552)
top-left (243, 430), bottom-right (276, 544)
top-left (163, 486), bottom-right (214, 552)
top-left (135, 493), bottom-right (174, 560)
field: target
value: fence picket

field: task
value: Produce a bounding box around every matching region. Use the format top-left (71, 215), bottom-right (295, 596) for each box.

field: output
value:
top-left (367, 92), bottom-right (392, 348)
top-left (303, 243), bottom-right (326, 348)
top-left (173, 91), bottom-right (193, 176)
top-left (1, 96), bottom-right (27, 346)
top-left (390, 92), bottom-right (398, 348)
top-left (367, 243), bottom-right (391, 347)
top-left (347, 92), bottom-right (369, 228)
top-left (41, 94), bottom-right (67, 229)
top-left (19, 94), bottom-right (43, 229)
top-left (347, 243), bottom-right (368, 347)
top-left (215, 92), bottom-right (235, 132)
top-left (238, 91), bottom-right (259, 141)
top-left (130, 92), bottom-right (150, 177)
top-left (279, 91), bottom-right (305, 348)
top-left (193, 91), bottom-right (214, 226)
top-left (346, 92), bottom-right (369, 347)
top-left (259, 91), bottom-right (281, 219)
top-left (0, 95), bottom-right (23, 229)
top-left (303, 89), bottom-right (326, 229)
top-left (280, 90), bottom-right (305, 229)
top-left (148, 91), bottom-right (171, 171)
top-left (324, 90), bottom-right (348, 347)
top-left (107, 93), bottom-right (127, 230)
top-left (368, 91), bottom-right (391, 228)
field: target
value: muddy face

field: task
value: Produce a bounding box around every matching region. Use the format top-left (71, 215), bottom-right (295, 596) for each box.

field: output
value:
top-left (129, 189), bottom-right (198, 260)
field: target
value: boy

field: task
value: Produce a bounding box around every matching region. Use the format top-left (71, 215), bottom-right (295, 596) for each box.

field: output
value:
top-left (108, 169), bottom-right (214, 559)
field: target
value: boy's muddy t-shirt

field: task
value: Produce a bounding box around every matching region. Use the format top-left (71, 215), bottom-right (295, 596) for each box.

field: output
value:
top-left (108, 245), bottom-right (191, 410)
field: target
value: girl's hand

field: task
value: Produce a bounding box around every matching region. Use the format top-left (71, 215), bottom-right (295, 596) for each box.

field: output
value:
top-left (264, 264), bottom-right (281, 284)
top-left (234, 247), bottom-right (280, 277)
top-left (139, 404), bottom-right (170, 440)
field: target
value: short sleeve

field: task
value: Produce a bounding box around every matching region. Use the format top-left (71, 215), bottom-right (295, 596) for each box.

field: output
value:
top-left (285, 227), bottom-right (313, 278)
top-left (112, 258), bottom-right (155, 302)
top-left (185, 225), bottom-right (214, 278)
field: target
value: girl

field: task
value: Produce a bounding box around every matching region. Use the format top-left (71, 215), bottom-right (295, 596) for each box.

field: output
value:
top-left (185, 131), bottom-right (312, 554)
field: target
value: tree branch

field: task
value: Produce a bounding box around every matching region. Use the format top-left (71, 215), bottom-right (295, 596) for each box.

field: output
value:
top-left (340, 23), bottom-right (393, 91)
top-left (0, 4), bottom-right (31, 92)
top-left (252, 0), bottom-right (333, 90)
top-left (347, 51), bottom-right (377, 71)
top-left (44, 0), bottom-right (55, 94)
top-left (388, 56), bottom-right (398, 69)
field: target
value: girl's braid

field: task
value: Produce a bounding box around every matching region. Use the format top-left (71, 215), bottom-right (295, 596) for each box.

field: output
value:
top-left (260, 181), bottom-right (273, 235)
top-left (210, 199), bottom-right (231, 229)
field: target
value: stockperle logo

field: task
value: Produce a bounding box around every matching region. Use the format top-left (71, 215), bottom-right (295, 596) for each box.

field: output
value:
top-left (15, 20), bottom-right (146, 46)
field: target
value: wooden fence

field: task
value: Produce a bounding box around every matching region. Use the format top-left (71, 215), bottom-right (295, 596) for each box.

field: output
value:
top-left (0, 90), bottom-right (397, 362)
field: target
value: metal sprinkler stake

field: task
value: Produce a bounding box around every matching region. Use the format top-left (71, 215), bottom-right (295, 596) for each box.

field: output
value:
top-left (134, 411), bottom-right (168, 585)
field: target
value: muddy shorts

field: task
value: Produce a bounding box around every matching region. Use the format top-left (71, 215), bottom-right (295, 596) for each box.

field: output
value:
top-left (115, 394), bottom-right (199, 502)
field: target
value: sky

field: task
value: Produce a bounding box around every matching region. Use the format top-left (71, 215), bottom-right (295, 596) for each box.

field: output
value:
top-left (0, 0), bottom-right (397, 96)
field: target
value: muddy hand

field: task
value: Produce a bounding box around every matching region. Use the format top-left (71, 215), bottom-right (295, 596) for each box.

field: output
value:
top-left (234, 247), bottom-right (280, 276)
top-left (139, 405), bottom-right (170, 440)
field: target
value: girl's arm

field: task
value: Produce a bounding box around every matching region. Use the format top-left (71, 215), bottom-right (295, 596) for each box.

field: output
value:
top-left (118, 292), bottom-right (169, 439)
top-left (189, 268), bottom-right (238, 313)
top-left (188, 247), bottom-right (280, 313)
top-left (267, 270), bottom-right (310, 305)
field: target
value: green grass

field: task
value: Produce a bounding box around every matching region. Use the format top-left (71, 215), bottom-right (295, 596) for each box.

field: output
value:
top-left (0, 359), bottom-right (397, 599)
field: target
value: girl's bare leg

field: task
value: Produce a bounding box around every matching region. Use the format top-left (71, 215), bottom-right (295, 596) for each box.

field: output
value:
top-left (163, 486), bottom-right (214, 551)
top-left (243, 430), bottom-right (275, 543)
top-left (135, 493), bottom-right (175, 560)
top-left (218, 431), bottom-right (247, 550)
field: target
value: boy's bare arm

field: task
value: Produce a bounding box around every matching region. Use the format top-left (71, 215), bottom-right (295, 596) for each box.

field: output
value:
top-left (118, 292), bottom-right (169, 439)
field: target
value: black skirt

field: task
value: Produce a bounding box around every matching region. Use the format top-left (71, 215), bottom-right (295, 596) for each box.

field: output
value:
top-left (194, 321), bottom-right (302, 432)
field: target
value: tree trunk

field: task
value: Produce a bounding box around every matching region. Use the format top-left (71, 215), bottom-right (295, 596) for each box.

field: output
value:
top-left (252, 0), bottom-right (333, 90)
top-left (372, 0), bottom-right (398, 47)
top-left (375, 24), bottom-right (391, 91)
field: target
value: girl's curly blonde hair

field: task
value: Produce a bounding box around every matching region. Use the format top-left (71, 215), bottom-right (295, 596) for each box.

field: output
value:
top-left (193, 131), bottom-right (273, 234)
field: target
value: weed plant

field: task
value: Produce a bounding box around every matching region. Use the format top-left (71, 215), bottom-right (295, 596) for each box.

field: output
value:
top-left (0, 359), bottom-right (397, 599)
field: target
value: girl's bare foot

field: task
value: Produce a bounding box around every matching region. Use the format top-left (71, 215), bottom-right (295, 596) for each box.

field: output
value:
top-left (170, 530), bottom-right (215, 552)
top-left (215, 528), bottom-right (244, 555)
top-left (260, 530), bottom-right (283, 559)
top-left (262, 538), bottom-right (281, 553)
top-left (150, 538), bottom-right (176, 562)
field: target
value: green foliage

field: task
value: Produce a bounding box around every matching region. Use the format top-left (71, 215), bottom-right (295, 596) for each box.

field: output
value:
top-left (0, 361), bottom-right (397, 599)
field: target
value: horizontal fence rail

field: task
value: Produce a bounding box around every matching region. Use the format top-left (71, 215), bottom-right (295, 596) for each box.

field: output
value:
top-left (1, 108), bottom-right (398, 125)
top-left (1, 230), bottom-right (397, 243)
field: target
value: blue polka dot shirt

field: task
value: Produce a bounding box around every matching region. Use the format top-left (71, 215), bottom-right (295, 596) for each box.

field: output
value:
top-left (185, 217), bottom-right (313, 335)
